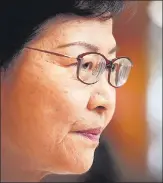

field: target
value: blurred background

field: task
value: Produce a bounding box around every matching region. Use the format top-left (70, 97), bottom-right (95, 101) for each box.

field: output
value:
top-left (103, 1), bottom-right (162, 182)
top-left (43, 1), bottom-right (162, 182)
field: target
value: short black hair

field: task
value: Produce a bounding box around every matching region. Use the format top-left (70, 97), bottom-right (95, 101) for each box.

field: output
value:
top-left (0, 1), bottom-right (125, 70)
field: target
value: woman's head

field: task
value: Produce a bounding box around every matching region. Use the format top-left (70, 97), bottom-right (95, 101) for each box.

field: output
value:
top-left (1, 0), bottom-right (132, 178)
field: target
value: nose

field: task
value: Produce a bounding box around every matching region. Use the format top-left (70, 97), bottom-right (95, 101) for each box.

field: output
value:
top-left (87, 75), bottom-right (116, 115)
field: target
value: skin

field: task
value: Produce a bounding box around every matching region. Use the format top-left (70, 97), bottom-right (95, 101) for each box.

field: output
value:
top-left (1, 14), bottom-right (116, 182)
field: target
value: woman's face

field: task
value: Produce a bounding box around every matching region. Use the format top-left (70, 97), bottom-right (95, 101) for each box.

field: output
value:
top-left (1, 15), bottom-right (116, 174)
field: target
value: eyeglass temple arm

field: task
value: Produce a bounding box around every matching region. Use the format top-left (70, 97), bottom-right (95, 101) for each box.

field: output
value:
top-left (25, 47), bottom-right (76, 59)
top-left (25, 47), bottom-right (117, 69)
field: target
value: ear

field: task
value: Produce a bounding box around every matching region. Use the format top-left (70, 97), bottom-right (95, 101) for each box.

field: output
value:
top-left (1, 67), bottom-right (6, 81)
top-left (0, 66), bottom-right (9, 84)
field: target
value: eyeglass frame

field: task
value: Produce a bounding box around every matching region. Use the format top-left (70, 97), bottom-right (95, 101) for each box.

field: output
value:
top-left (25, 46), bottom-right (133, 88)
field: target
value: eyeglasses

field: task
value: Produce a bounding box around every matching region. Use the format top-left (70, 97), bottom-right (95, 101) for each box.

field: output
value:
top-left (25, 47), bottom-right (133, 88)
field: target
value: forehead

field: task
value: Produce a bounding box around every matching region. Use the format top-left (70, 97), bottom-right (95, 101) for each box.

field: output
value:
top-left (43, 14), bottom-right (113, 31)
top-left (31, 14), bottom-right (115, 51)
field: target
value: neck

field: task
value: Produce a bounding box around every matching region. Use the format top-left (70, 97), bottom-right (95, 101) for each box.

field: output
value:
top-left (1, 138), bottom-right (46, 182)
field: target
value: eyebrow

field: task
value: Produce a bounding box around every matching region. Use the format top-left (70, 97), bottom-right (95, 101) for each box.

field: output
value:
top-left (57, 41), bottom-right (119, 54)
top-left (57, 41), bottom-right (99, 52)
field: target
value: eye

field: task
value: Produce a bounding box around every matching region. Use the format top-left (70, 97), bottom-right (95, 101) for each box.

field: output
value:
top-left (78, 53), bottom-right (107, 84)
top-left (81, 61), bottom-right (93, 70)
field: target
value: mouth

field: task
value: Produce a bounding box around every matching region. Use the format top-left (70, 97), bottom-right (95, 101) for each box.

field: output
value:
top-left (73, 128), bottom-right (102, 142)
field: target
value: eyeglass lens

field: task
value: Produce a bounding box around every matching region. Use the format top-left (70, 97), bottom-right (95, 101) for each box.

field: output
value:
top-left (77, 53), bottom-right (132, 87)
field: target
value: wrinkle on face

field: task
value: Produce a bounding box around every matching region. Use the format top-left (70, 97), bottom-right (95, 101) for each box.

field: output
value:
top-left (1, 13), bottom-right (116, 176)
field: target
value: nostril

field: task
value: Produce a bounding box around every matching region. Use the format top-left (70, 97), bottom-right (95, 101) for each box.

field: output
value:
top-left (97, 106), bottom-right (105, 109)
top-left (96, 106), bottom-right (106, 114)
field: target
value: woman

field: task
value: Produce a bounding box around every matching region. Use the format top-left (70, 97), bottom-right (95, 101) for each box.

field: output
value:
top-left (1, 1), bottom-right (133, 182)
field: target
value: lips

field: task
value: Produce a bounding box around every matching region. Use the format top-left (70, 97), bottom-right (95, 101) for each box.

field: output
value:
top-left (75, 128), bottom-right (102, 141)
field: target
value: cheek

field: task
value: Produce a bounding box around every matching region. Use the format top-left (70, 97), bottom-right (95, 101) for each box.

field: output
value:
top-left (2, 63), bottom-right (90, 165)
top-left (11, 79), bottom-right (75, 139)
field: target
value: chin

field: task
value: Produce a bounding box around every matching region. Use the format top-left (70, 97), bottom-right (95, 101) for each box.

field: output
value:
top-left (50, 149), bottom-right (95, 175)
top-left (70, 160), bottom-right (93, 174)
top-left (67, 150), bottom-right (95, 174)
top-left (45, 134), bottom-right (98, 175)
